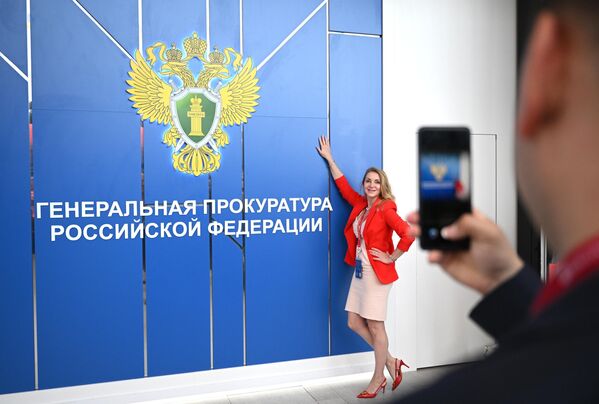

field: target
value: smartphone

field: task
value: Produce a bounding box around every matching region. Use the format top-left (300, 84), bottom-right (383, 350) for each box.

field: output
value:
top-left (418, 127), bottom-right (471, 250)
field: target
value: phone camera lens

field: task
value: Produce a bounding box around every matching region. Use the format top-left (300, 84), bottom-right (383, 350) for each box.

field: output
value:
top-left (428, 227), bottom-right (439, 239)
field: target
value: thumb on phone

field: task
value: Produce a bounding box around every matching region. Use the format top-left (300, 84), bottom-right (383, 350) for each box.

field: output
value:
top-left (441, 209), bottom-right (488, 241)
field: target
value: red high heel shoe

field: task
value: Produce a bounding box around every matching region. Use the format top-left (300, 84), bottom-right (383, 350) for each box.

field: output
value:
top-left (357, 378), bottom-right (387, 399)
top-left (392, 359), bottom-right (410, 391)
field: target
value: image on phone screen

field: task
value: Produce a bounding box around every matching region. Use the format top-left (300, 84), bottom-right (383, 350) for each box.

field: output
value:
top-left (418, 127), bottom-right (472, 250)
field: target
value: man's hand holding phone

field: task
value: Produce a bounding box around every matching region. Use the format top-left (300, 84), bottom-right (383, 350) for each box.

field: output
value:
top-left (407, 209), bottom-right (524, 295)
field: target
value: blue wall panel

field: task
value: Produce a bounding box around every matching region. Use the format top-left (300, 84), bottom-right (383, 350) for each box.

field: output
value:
top-left (243, 0), bottom-right (322, 67)
top-left (142, 0), bottom-right (213, 376)
top-left (34, 110), bottom-right (143, 389)
top-left (142, 0), bottom-right (208, 203)
top-left (32, 0), bottom-right (144, 388)
top-left (79, 0), bottom-right (139, 56)
top-left (246, 4), bottom-right (326, 119)
top-left (209, 3), bottom-right (244, 369)
top-left (0, 0), bottom-right (27, 74)
top-left (245, 116), bottom-right (329, 364)
top-left (212, 226), bottom-right (244, 369)
top-left (146, 227), bottom-right (211, 376)
top-left (31, 0), bottom-right (135, 113)
top-left (329, 0), bottom-right (382, 35)
top-left (0, 61), bottom-right (34, 394)
top-left (210, 120), bottom-right (244, 369)
top-left (242, 0), bottom-right (329, 365)
top-left (329, 34), bottom-right (381, 355)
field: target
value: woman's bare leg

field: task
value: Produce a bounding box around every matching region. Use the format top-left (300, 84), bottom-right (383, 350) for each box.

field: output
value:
top-left (347, 312), bottom-right (397, 386)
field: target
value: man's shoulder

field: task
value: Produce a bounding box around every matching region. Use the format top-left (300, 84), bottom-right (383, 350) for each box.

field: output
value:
top-left (398, 272), bottom-right (599, 403)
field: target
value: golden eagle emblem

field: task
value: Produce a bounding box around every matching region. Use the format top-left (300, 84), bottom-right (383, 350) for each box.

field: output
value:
top-left (127, 32), bottom-right (260, 176)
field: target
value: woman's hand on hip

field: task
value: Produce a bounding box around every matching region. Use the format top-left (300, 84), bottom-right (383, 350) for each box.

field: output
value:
top-left (369, 248), bottom-right (395, 264)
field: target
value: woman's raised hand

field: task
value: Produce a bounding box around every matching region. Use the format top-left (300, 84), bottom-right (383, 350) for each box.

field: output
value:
top-left (316, 135), bottom-right (333, 162)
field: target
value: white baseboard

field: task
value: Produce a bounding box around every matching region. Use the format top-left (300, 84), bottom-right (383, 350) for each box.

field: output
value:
top-left (0, 352), bottom-right (393, 404)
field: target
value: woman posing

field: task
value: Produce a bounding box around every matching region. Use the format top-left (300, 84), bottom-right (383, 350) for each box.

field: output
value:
top-left (317, 136), bottom-right (414, 399)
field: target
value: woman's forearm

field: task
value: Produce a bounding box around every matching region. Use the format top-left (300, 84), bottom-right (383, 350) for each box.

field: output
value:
top-left (327, 158), bottom-right (344, 180)
top-left (391, 249), bottom-right (404, 262)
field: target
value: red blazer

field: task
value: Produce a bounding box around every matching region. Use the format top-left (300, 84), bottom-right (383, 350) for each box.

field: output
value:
top-left (335, 175), bottom-right (415, 285)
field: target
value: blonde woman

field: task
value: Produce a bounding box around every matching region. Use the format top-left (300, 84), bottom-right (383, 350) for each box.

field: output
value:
top-left (317, 135), bottom-right (414, 399)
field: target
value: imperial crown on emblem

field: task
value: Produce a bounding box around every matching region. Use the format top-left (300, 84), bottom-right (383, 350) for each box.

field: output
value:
top-left (126, 32), bottom-right (260, 176)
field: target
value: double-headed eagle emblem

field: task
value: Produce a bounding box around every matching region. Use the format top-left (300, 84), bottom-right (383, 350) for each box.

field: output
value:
top-left (127, 32), bottom-right (260, 176)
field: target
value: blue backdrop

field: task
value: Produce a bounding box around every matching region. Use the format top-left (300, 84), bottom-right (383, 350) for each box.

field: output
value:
top-left (0, 0), bottom-right (382, 393)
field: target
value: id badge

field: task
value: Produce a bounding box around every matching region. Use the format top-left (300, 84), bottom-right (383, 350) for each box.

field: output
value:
top-left (355, 258), bottom-right (363, 279)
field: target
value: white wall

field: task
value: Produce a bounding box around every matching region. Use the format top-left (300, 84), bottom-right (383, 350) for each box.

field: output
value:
top-left (383, 0), bottom-right (517, 368)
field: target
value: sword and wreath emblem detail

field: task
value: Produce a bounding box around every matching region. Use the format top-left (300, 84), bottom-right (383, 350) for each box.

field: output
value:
top-left (127, 32), bottom-right (260, 176)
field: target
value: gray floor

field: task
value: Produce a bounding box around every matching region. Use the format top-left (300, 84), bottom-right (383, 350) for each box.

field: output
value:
top-left (193, 365), bottom-right (457, 404)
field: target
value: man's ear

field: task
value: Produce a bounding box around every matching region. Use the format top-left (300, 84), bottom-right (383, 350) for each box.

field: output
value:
top-left (517, 12), bottom-right (568, 139)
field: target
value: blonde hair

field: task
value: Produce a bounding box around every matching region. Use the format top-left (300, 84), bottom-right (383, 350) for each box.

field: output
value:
top-left (361, 167), bottom-right (395, 201)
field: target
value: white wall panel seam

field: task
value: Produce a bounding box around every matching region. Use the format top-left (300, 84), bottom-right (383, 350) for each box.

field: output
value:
top-left (71, 0), bottom-right (134, 60)
top-left (256, 0), bottom-right (327, 71)
top-left (0, 51), bottom-right (29, 81)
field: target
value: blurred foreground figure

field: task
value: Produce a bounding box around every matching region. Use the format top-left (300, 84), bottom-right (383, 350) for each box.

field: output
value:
top-left (401, 1), bottom-right (599, 402)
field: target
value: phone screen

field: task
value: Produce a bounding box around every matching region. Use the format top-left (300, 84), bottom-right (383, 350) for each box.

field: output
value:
top-left (418, 127), bottom-right (471, 250)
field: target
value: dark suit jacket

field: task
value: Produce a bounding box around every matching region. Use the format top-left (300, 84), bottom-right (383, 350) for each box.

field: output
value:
top-left (399, 266), bottom-right (599, 403)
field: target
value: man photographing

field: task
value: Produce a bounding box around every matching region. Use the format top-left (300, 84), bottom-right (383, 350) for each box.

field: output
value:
top-left (402, 0), bottom-right (599, 402)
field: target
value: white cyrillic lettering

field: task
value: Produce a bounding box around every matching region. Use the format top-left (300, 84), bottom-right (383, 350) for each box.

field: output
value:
top-left (255, 198), bottom-right (267, 213)
top-left (160, 222), bottom-right (172, 237)
top-left (229, 199), bottom-right (243, 214)
top-left (188, 219), bottom-right (201, 236)
top-left (267, 198), bottom-right (278, 212)
top-left (35, 202), bottom-right (48, 219)
top-left (108, 201), bottom-right (124, 217)
top-left (285, 218), bottom-right (299, 235)
top-left (298, 218), bottom-right (311, 233)
top-left (115, 223), bottom-right (129, 239)
top-left (203, 199), bottom-right (216, 215)
top-left (244, 199), bottom-right (256, 213)
top-left (81, 201), bottom-right (95, 218)
top-left (83, 224), bottom-right (98, 240)
top-left (65, 225), bottom-right (82, 241)
top-left (50, 225), bottom-right (64, 241)
top-left (168, 201), bottom-right (183, 216)
top-left (96, 201), bottom-right (110, 216)
top-left (217, 199), bottom-right (228, 214)
top-left (154, 201), bottom-right (168, 216)
top-left (273, 219), bottom-right (285, 233)
top-left (311, 197), bottom-right (322, 212)
top-left (236, 220), bottom-right (250, 237)
top-left (224, 220), bottom-right (236, 235)
top-left (145, 222), bottom-right (159, 238)
top-left (131, 220), bottom-right (144, 238)
top-left (278, 198), bottom-right (290, 213)
top-left (183, 200), bottom-right (197, 216)
top-left (263, 219), bottom-right (274, 232)
top-left (250, 219), bottom-right (262, 235)
top-left (123, 201), bottom-right (138, 217)
top-left (99, 224), bottom-right (113, 240)
top-left (208, 221), bottom-right (224, 235)
top-left (172, 222), bottom-right (187, 237)
top-left (49, 202), bottom-right (63, 218)
top-left (289, 197), bottom-right (300, 211)
top-left (140, 204), bottom-right (154, 216)
top-left (300, 198), bottom-right (310, 212)
top-left (64, 202), bottom-right (79, 218)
